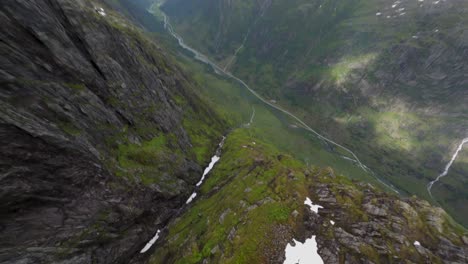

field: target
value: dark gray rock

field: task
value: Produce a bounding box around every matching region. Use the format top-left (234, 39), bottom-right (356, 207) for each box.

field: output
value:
top-left (0, 0), bottom-right (225, 263)
top-left (303, 181), bottom-right (468, 264)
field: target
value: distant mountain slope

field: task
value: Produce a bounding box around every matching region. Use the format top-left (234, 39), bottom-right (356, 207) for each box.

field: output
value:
top-left (0, 0), bottom-right (225, 263)
top-left (162, 0), bottom-right (468, 226)
top-left (163, 0), bottom-right (468, 112)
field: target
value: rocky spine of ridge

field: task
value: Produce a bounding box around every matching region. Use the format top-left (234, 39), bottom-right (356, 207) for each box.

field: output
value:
top-left (302, 177), bottom-right (468, 263)
top-left (148, 130), bottom-right (468, 264)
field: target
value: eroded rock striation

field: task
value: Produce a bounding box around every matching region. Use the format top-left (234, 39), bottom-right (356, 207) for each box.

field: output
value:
top-left (0, 0), bottom-right (225, 263)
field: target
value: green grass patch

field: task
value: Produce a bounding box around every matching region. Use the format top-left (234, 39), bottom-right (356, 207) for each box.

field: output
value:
top-left (58, 121), bottom-right (81, 136)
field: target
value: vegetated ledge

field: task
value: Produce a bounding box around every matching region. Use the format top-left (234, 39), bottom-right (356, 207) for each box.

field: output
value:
top-left (150, 128), bottom-right (468, 264)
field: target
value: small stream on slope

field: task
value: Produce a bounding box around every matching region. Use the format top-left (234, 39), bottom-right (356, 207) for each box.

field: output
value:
top-left (245, 106), bottom-right (255, 127)
top-left (222, 1), bottom-right (268, 72)
top-left (186, 137), bottom-right (225, 204)
top-left (154, 9), bottom-right (399, 194)
top-left (427, 137), bottom-right (468, 198)
top-left (140, 136), bottom-right (225, 253)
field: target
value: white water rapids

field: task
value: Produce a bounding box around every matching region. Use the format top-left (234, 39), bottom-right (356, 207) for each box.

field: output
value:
top-left (427, 138), bottom-right (468, 198)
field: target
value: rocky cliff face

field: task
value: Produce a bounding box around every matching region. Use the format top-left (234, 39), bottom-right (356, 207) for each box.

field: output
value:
top-left (306, 179), bottom-right (468, 263)
top-left (0, 0), bottom-right (225, 263)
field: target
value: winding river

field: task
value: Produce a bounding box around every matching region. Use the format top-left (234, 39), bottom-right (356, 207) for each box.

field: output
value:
top-left (154, 8), bottom-right (398, 194)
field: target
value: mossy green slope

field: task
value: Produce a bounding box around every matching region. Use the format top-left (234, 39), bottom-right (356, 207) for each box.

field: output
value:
top-left (150, 128), bottom-right (310, 263)
top-left (150, 128), bottom-right (468, 263)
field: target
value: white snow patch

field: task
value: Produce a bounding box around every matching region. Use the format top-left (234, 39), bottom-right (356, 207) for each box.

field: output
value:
top-left (283, 236), bottom-right (324, 264)
top-left (186, 192), bottom-right (197, 204)
top-left (196, 155), bottom-right (220, 187)
top-left (414, 241), bottom-right (421, 246)
top-left (140, 229), bottom-right (161, 253)
top-left (283, 198), bottom-right (328, 263)
top-left (304, 198), bottom-right (323, 214)
top-left (96, 7), bottom-right (106, 16)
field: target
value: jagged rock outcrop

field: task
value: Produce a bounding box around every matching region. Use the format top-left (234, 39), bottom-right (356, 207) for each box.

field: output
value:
top-left (302, 177), bottom-right (468, 263)
top-left (0, 0), bottom-right (225, 263)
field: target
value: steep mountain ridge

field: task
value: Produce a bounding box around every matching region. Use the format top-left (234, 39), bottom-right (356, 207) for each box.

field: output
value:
top-left (0, 0), bottom-right (225, 263)
top-left (150, 129), bottom-right (468, 264)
